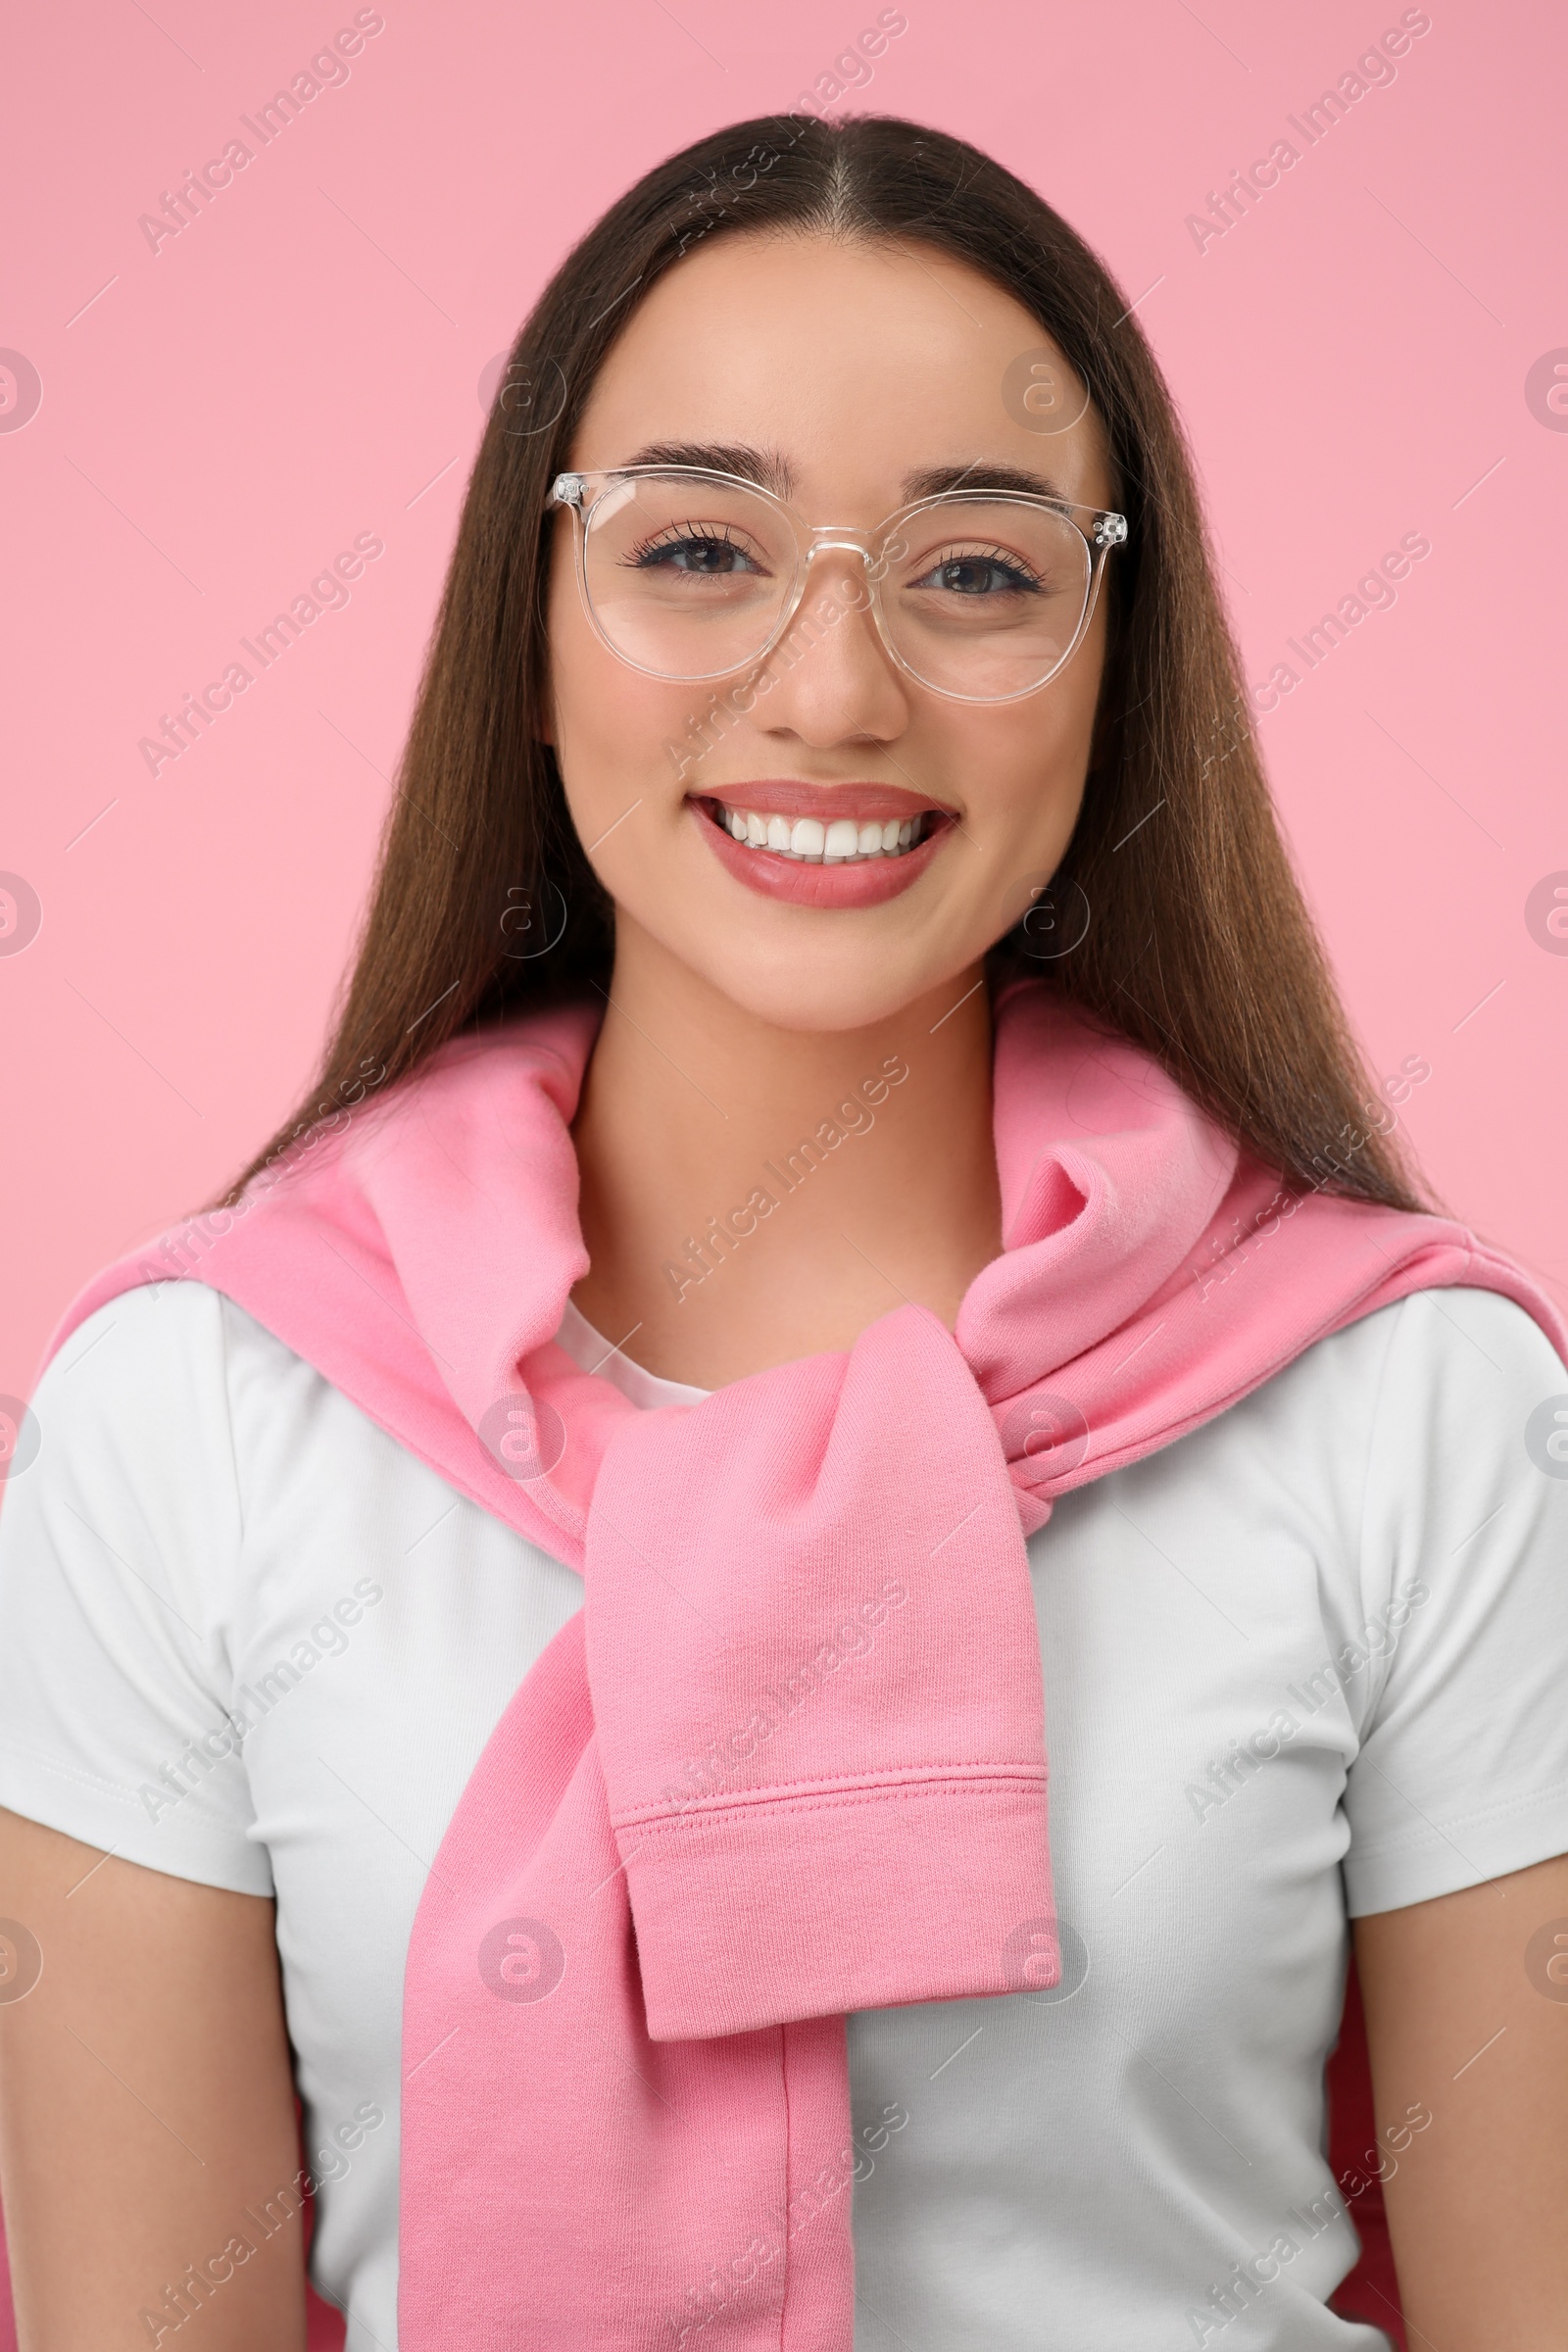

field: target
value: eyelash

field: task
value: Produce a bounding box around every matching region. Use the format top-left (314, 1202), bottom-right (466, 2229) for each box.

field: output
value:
top-left (627, 521), bottom-right (767, 569)
top-left (625, 527), bottom-right (1049, 592)
top-left (910, 543), bottom-right (1047, 594)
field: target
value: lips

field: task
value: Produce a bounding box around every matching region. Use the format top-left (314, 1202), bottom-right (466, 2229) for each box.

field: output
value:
top-left (700, 780), bottom-right (954, 824)
top-left (687, 781), bottom-right (956, 909)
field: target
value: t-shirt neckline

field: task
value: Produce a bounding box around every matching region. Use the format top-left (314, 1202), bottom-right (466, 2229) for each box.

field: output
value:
top-left (554, 1297), bottom-right (712, 1412)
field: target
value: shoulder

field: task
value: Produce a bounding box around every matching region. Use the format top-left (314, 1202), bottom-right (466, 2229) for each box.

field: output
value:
top-left (1244, 1280), bottom-right (1565, 1441)
top-left (1371, 1279), bottom-right (1566, 1373)
top-left (1336, 1288), bottom-right (1568, 1909)
top-left (29, 1277), bottom-right (307, 1451)
top-left (0, 1282), bottom-right (284, 1890)
top-left (1348, 1282), bottom-right (1568, 1460)
top-left (1348, 1283), bottom-right (1568, 1563)
top-left (26, 1280), bottom-right (229, 1483)
top-left (18, 1279), bottom-right (343, 1542)
top-left (1132, 1285), bottom-right (1568, 1618)
top-left (1250, 1280), bottom-right (1568, 1534)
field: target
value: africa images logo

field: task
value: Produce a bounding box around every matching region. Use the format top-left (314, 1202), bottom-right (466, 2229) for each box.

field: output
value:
top-left (0, 351), bottom-right (43, 434)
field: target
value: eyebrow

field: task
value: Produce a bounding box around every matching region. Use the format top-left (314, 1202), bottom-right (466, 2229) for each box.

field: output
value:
top-left (616, 441), bottom-right (1076, 507)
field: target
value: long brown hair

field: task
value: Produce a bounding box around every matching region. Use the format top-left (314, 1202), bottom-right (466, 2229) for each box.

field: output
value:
top-left (227, 110), bottom-right (1429, 1214)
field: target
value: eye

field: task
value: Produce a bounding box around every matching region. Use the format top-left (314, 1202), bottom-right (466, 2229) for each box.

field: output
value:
top-left (624, 522), bottom-right (770, 577)
top-left (908, 543), bottom-right (1045, 597)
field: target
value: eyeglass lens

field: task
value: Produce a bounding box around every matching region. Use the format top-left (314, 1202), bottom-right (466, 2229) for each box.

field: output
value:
top-left (579, 471), bottom-right (1093, 699)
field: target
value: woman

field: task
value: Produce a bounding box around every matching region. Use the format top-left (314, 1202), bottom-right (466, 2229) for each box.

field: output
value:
top-left (1, 112), bottom-right (1566, 2352)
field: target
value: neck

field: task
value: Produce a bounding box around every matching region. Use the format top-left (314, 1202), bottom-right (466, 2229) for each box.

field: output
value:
top-left (568, 925), bottom-right (1004, 1389)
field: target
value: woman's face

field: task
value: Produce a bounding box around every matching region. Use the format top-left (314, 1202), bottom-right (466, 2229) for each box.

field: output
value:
top-left (545, 230), bottom-right (1118, 1032)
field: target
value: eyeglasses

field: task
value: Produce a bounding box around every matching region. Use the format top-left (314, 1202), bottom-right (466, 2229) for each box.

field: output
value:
top-left (549, 465), bottom-right (1128, 705)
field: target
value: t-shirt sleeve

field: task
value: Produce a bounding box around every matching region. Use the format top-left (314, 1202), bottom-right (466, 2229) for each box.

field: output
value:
top-left (0, 1281), bottom-right (274, 1895)
top-left (1342, 1282), bottom-right (1568, 1916)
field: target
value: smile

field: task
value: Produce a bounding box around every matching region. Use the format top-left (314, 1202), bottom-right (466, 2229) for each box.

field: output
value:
top-left (707, 805), bottom-right (932, 862)
top-left (688, 784), bottom-right (956, 910)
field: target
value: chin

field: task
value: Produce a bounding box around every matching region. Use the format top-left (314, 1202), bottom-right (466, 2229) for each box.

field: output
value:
top-left (673, 932), bottom-right (972, 1037)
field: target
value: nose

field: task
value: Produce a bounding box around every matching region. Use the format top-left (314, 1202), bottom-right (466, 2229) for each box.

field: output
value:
top-left (751, 538), bottom-right (908, 747)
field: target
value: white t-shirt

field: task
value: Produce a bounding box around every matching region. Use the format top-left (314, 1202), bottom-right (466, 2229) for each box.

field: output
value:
top-left (2, 1278), bottom-right (1567, 2351)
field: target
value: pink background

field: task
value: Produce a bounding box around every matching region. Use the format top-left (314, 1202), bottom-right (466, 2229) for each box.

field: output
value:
top-left (3, 0), bottom-right (1566, 1408)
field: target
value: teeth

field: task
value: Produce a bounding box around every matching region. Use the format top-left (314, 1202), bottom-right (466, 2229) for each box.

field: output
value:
top-left (713, 805), bottom-right (934, 863)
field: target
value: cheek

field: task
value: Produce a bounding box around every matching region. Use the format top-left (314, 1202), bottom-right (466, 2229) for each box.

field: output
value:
top-left (548, 564), bottom-right (656, 778)
top-left (958, 648), bottom-right (1101, 844)
top-left (931, 643), bottom-right (1101, 946)
top-left (545, 563), bottom-right (712, 871)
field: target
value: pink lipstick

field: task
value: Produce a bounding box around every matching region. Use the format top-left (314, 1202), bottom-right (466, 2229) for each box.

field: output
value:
top-left (687, 780), bottom-right (957, 909)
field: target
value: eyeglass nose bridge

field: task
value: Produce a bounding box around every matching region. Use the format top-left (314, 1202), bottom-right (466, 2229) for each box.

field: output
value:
top-left (801, 527), bottom-right (879, 563)
top-left (798, 528), bottom-right (906, 597)
top-left (790, 531), bottom-right (902, 646)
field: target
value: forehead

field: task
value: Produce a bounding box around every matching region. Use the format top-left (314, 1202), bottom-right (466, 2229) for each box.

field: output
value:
top-left (568, 231), bottom-right (1115, 516)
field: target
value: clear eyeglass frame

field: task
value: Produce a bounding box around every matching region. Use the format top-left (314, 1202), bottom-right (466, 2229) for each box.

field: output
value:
top-left (549, 464), bottom-right (1130, 706)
